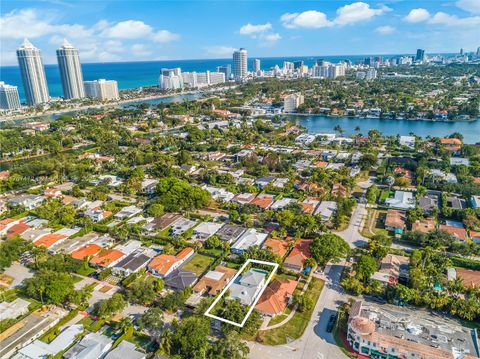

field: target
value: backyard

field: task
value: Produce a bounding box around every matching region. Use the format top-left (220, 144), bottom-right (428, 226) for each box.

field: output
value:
top-left (181, 254), bottom-right (215, 276)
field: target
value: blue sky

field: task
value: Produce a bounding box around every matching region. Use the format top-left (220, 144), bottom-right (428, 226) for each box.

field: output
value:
top-left (1, 0), bottom-right (479, 65)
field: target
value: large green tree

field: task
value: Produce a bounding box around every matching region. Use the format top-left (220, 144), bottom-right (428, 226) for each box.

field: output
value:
top-left (310, 234), bottom-right (350, 266)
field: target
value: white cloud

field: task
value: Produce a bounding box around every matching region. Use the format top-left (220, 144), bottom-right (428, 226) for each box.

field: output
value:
top-left (204, 45), bottom-right (236, 57)
top-left (0, 8), bottom-right (180, 64)
top-left (375, 25), bottom-right (395, 34)
top-left (239, 23), bottom-right (272, 35)
top-left (0, 8), bottom-right (89, 39)
top-left (281, 11), bottom-right (332, 29)
top-left (101, 20), bottom-right (153, 39)
top-left (404, 8), bottom-right (431, 23)
top-left (152, 30), bottom-right (180, 43)
top-left (456, 0), bottom-right (480, 14)
top-left (105, 40), bottom-right (125, 53)
top-left (429, 11), bottom-right (480, 26)
top-left (281, 2), bottom-right (390, 29)
top-left (262, 33), bottom-right (281, 42)
top-left (334, 2), bottom-right (391, 25)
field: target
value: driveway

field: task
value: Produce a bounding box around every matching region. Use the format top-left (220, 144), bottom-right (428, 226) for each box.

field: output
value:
top-left (3, 262), bottom-right (34, 288)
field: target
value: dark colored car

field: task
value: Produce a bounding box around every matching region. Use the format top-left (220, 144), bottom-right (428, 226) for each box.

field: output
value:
top-left (326, 313), bottom-right (337, 333)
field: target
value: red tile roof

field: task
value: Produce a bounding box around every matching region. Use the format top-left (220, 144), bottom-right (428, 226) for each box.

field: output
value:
top-left (71, 244), bottom-right (103, 260)
top-left (255, 278), bottom-right (298, 315)
top-left (90, 249), bottom-right (125, 267)
top-left (284, 239), bottom-right (312, 269)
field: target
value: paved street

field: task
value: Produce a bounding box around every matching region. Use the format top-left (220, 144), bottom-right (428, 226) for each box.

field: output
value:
top-left (248, 187), bottom-right (370, 359)
top-left (336, 203), bottom-right (369, 248)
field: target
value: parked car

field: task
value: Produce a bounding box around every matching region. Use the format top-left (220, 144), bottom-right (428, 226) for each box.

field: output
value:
top-left (326, 313), bottom-right (337, 333)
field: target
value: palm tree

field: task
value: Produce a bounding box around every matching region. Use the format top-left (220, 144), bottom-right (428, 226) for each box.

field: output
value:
top-left (116, 317), bottom-right (133, 335)
top-left (333, 125), bottom-right (344, 135)
top-left (158, 328), bottom-right (173, 355)
top-left (216, 331), bottom-right (250, 359)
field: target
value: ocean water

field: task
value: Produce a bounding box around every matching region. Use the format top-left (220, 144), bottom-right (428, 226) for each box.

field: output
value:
top-left (1, 54), bottom-right (397, 101)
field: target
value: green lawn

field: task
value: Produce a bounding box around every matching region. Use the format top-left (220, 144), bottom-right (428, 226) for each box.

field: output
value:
top-left (256, 278), bottom-right (324, 345)
top-left (267, 306), bottom-right (292, 326)
top-left (129, 332), bottom-right (156, 352)
top-left (181, 254), bottom-right (215, 276)
top-left (379, 190), bottom-right (392, 202)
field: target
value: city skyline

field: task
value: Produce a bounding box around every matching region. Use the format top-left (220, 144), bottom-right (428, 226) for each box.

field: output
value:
top-left (1, 0), bottom-right (479, 66)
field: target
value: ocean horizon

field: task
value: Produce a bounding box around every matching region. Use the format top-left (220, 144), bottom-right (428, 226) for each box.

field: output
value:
top-left (0, 53), bottom-right (453, 102)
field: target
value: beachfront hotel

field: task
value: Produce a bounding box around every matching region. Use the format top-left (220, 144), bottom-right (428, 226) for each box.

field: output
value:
top-left (16, 39), bottom-right (50, 106)
top-left (0, 82), bottom-right (21, 110)
top-left (84, 79), bottom-right (119, 101)
top-left (56, 39), bottom-right (85, 100)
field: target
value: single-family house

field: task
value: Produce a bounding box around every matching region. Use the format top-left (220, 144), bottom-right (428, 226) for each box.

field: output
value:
top-left (302, 197), bottom-right (320, 214)
top-left (250, 194), bottom-right (275, 209)
top-left (385, 191), bottom-right (416, 210)
top-left (231, 229), bottom-right (268, 254)
top-left (315, 201), bottom-right (337, 221)
top-left (232, 193), bottom-right (256, 205)
top-left (255, 176), bottom-right (276, 188)
top-left (148, 247), bottom-right (194, 278)
top-left (63, 332), bottom-right (112, 359)
top-left (216, 224), bottom-right (246, 243)
top-left (104, 340), bottom-right (146, 359)
top-left (412, 218), bottom-right (436, 234)
top-left (0, 298), bottom-right (30, 320)
top-left (114, 205), bottom-right (142, 220)
top-left (270, 197), bottom-right (295, 210)
top-left (192, 222), bottom-right (224, 241)
top-left (71, 244), bottom-right (103, 260)
top-left (371, 254), bottom-right (409, 286)
top-left (229, 269), bottom-right (267, 305)
top-left (263, 238), bottom-right (289, 258)
top-left (112, 248), bottom-right (156, 277)
top-left (418, 194), bottom-right (439, 213)
top-left (440, 138), bottom-right (462, 154)
top-left (143, 213), bottom-right (182, 233)
top-left (165, 270), bottom-right (198, 291)
top-left (450, 158), bottom-right (470, 166)
top-left (439, 224), bottom-right (468, 242)
top-left (446, 196), bottom-right (467, 210)
top-left (255, 278), bottom-right (298, 316)
top-left (90, 249), bottom-right (126, 268)
top-left (8, 194), bottom-right (44, 210)
top-left (170, 218), bottom-right (197, 237)
top-left (399, 135), bottom-right (415, 149)
top-left (284, 239), bottom-right (312, 272)
top-left (192, 266), bottom-right (237, 296)
top-left (385, 209), bottom-right (406, 236)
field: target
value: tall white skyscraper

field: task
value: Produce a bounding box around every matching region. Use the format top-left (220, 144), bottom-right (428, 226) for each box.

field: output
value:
top-left (233, 48), bottom-right (248, 81)
top-left (0, 82), bottom-right (21, 110)
top-left (84, 79), bottom-right (119, 101)
top-left (253, 59), bottom-right (261, 73)
top-left (57, 39), bottom-right (85, 100)
top-left (16, 39), bottom-right (49, 106)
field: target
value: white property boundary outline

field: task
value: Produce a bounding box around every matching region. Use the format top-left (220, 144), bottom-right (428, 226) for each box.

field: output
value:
top-left (204, 258), bottom-right (279, 328)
